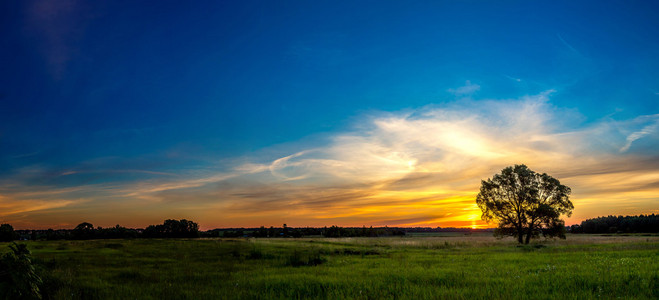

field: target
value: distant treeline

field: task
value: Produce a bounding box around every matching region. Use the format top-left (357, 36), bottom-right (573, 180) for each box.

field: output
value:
top-left (215, 225), bottom-right (406, 238)
top-left (9, 215), bottom-right (658, 241)
top-left (3, 219), bottom-right (199, 241)
top-left (570, 214), bottom-right (659, 234)
top-left (212, 226), bottom-right (493, 238)
top-left (3, 221), bottom-right (493, 241)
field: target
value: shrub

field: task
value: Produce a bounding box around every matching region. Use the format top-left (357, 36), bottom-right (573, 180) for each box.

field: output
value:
top-left (286, 250), bottom-right (327, 267)
top-left (0, 243), bottom-right (43, 299)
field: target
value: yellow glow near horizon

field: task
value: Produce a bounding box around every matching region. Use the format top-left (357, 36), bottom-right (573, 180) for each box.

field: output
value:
top-left (2, 94), bottom-right (658, 230)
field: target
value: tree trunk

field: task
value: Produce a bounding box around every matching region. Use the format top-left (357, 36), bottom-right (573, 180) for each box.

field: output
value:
top-left (516, 225), bottom-right (524, 244)
top-left (525, 226), bottom-right (532, 244)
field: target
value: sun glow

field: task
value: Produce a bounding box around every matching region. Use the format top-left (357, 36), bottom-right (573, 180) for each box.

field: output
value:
top-left (3, 91), bottom-right (658, 229)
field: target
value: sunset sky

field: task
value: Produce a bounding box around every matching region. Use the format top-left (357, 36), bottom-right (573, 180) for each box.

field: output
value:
top-left (1, 1), bottom-right (658, 230)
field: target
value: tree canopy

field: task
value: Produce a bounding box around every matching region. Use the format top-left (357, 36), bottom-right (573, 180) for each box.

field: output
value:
top-left (73, 222), bottom-right (96, 240)
top-left (476, 164), bottom-right (573, 244)
top-left (143, 219), bottom-right (199, 238)
top-left (0, 224), bottom-right (18, 242)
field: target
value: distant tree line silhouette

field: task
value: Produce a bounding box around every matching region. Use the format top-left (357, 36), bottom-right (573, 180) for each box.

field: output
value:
top-left (3, 222), bottom-right (513, 241)
top-left (11, 223), bottom-right (406, 240)
top-left (570, 214), bottom-right (659, 233)
top-left (209, 225), bottom-right (493, 238)
top-left (215, 225), bottom-right (407, 238)
top-left (4, 219), bottom-right (198, 241)
top-left (143, 219), bottom-right (199, 238)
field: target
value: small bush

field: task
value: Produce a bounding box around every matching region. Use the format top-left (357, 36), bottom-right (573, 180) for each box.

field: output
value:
top-left (337, 248), bottom-right (380, 256)
top-left (516, 244), bottom-right (546, 251)
top-left (114, 270), bottom-right (146, 283)
top-left (286, 250), bottom-right (327, 267)
top-left (306, 252), bottom-right (327, 266)
top-left (0, 243), bottom-right (43, 299)
top-left (248, 247), bottom-right (263, 259)
top-left (230, 247), bottom-right (242, 258)
top-left (104, 243), bottom-right (123, 249)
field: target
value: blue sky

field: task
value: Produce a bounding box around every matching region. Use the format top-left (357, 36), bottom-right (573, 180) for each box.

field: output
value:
top-left (1, 1), bottom-right (658, 229)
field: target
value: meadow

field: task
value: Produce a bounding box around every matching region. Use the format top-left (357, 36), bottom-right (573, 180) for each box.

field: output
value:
top-left (4, 234), bottom-right (658, 299)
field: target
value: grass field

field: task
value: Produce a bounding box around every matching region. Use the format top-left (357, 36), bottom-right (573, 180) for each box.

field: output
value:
top-left (3, 234), bottom-right (658, 299)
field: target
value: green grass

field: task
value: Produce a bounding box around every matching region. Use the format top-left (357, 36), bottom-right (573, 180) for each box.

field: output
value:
top-left (3, 234), bottom-right (658, 299)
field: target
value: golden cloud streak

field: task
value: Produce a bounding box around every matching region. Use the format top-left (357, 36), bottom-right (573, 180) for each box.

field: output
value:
top-left (3, 90), bottom-right (658, 229)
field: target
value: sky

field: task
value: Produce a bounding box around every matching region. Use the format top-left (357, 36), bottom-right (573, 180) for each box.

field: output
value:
top-left (1, 1), bottom-right (658, 230)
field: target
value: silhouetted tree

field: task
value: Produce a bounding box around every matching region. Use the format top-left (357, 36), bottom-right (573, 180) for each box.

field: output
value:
top-left (476, 165), bottom-right (573, 244)
top-left (96, 224), bottom-right (138, 239)
top-left (0, 224), bottom-right (18, 242)
top-left (569, 224), bottom-right (582, 233)
top-left (73, 222), bottom-right (95, 240)
top-left (143, 219), bottom-right (199, 238)
top-left (143, 224), bottom-right (163, 238)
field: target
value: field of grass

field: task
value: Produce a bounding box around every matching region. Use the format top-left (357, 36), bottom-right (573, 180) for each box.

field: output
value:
top-left (3, 234), bottom-right (658, 299)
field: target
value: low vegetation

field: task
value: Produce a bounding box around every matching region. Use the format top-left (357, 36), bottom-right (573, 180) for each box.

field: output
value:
top-left (1, 234), bottom-right (657, 299)
top-left (0, 243), bottom-right (42, 299)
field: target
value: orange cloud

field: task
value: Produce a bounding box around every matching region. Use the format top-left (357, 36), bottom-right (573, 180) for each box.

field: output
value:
top-left (2, 91), bottom-right (658, 229)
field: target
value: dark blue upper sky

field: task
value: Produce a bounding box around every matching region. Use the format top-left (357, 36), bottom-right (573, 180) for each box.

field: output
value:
top-left (1, 1), bottom-right (659, 228)
top-left (3, 1), bottom-right (658, 164)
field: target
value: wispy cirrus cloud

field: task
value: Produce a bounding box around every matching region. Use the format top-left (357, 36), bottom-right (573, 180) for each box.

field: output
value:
top-left (619, 116), bottom-right (659, 152)
top-left (447, 80), bottom-right (480, 96)
top-left (557, 33), bottom-right (581, 55)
